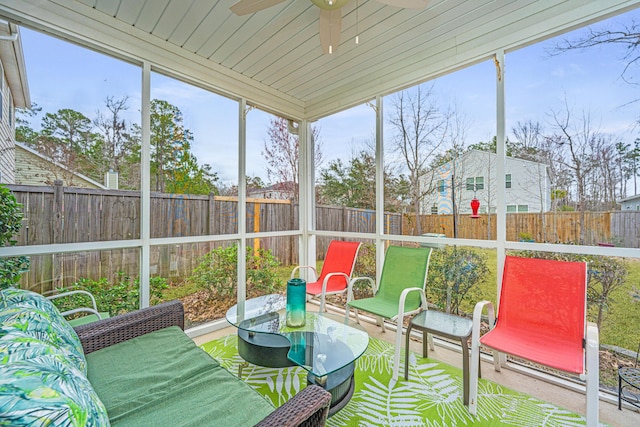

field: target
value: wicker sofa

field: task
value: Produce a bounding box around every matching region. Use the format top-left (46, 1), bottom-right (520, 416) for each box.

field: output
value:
top-left (0, 288), bottom-right (331, 426)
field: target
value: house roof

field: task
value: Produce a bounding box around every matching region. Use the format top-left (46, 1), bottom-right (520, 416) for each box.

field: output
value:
top-left (0, 19), bottom-right (29, 108)
top-left (435, 149), bottom-right (549, 171)
top-left (619, 194), bottom-right (640, 203)
top-left (15, 142), bottom-right (107, 188)
top-left (0, 0), bottom-right (637, 122)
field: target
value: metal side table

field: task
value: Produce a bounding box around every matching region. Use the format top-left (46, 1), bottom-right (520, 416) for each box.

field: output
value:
top-left (405, 309), bottom-right (474, 405)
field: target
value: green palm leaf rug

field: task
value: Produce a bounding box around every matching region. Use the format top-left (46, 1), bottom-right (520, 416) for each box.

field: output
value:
top-left (200, 335), bottom-right (597, 426)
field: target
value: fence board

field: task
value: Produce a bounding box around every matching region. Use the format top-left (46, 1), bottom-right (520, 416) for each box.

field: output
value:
top-left (6, 183), bottom-right (640, 291)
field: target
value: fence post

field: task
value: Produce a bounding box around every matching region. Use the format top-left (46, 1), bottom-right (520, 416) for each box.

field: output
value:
top-left (342, 206), bottom-right (348, 232)
top-left (52, 180), bottom-right (64, 290)
top-left (208, 192), bottom-right (216, 236)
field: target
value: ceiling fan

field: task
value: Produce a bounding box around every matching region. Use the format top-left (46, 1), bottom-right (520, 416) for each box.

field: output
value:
top-left (230, 0), bottom-right (429, 54)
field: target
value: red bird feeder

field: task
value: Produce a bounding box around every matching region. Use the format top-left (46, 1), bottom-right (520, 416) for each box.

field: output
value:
top-left (470, 197), bottom-right (480, 218)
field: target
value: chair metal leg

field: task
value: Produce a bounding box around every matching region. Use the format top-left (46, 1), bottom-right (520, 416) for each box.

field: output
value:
top-left (619, 373), bottom-right (622, 410)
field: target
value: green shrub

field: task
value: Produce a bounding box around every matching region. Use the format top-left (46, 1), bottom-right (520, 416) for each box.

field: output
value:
top-left (51, 272), bottom-right (168, 317)
top-left (0, 184), bottom-right (29, 289)
top-left (427, 247), bottom-right (488, 315)
top-left (187, 244), bottom-right (282, 298)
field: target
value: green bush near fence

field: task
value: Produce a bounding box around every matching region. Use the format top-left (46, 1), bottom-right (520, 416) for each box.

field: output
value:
top-left (427, 247), bottom-right (488, 315)
top-left (187, 244), bottom-right (283, 298)
top-left (0, 184), bottom-right (29, 289)
top-left (50, 272), bottom-right (168, 317)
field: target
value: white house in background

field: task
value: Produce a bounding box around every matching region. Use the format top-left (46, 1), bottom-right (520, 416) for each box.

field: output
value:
top-left (620, 194), bottom-right (640, 211)
top-left (15, 142), bottom-right (106, 189)
top-left (0, 21), bottom-right (29, 184)
top-left (421, 150), bottom-right (551, 215)
top-left (248, 181), bottom-right (296, 200)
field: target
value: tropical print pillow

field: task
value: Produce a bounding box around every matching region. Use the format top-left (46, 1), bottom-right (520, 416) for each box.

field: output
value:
top-left (0, 354), bottom-right (110, 426)
top-left (0, 327), bottom-right (87, 374)
top-left (0, 288), bottom-right (86, 374)
top-left (1, 287), bottom-right (62, 318)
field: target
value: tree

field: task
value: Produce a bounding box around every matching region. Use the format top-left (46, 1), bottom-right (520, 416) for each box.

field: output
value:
top-left (387, 85), bottom-right (451, 234)
top-left (554, 21), bottom-right (640, 88)
top-left (166, 150), bottom-right (219, 195)
top-left (15, 102), bottom-right (42, 145)
top-left (150, 99), bottom-right (185, 193)
top-left (262, 117), bottom-right (322, 201)
top-left (36, 108), bottom-right (99, 184)
top-left (318, 148), bottom-right (409, 211)
top-left (149, 99), bottom-right (217, 195)
top-left (93, 96), bottom-right (141, 187)
top-left (547, 100), bottom-right (609, 241)
top-left (553, 19), bottom-right (640, 194)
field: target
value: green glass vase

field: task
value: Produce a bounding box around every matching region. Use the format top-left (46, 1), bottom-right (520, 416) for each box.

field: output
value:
top-left (286, 278), bottom-right (306, 327)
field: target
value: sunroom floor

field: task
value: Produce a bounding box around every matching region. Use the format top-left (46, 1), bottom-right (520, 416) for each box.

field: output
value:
top-left (192, 302), bottom-right (639, 427)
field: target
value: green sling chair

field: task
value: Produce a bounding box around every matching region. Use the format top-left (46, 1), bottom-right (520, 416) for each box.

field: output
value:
top-left (345, 245), bottom-right (432, 384)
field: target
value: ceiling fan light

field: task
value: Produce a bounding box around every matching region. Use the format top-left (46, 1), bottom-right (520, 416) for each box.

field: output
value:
top-left (311, 0), bottom-right (350, 10)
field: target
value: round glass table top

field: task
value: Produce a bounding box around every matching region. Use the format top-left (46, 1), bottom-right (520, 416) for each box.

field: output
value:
top-left (225, 294), bottom-right (369, 377)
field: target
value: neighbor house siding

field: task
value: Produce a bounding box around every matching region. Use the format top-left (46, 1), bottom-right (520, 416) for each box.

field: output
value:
top-left (0, 61), bottom-right (15, 184)
top-left (15, 144), bottom-right (105, 189)
top-left (421, 150), bottom-right (551, 215)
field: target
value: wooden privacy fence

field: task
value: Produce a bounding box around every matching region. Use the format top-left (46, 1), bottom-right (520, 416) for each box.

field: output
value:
top-left (5, 184), bottom-right (640, 292)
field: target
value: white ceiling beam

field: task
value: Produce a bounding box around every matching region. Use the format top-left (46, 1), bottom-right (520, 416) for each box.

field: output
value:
top-left (0, 0), bottom-right (306, 120)
top-left (304, 0), bottom-right (640, 120)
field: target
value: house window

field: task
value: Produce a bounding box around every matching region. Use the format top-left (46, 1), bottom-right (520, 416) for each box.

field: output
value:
top-left (467, 176), bottom-right (484, 190)
top-left (466, 178), bottom-right (474, 190)
top-left (507, 204), bottom-right (529, 213)
top-left (437, 179), bottom-right (445, 193)
top-left (431, 204), bottom-right (438, 214)
top-left (505, 174), bottom-right (512, 188)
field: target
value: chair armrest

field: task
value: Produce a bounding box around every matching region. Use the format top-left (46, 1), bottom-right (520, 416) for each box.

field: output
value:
top-left (255, 385), bottom-right (331, 427)
top-left (321, 272), bottom-right (349, 292)
top-left (60, 307), bottom-right (103, 319)
top-left (74, 300), bottom-right (184, 354)
top-left (471, 300), bottom-right (500, 370)
top-left (291, 265), bottom-right (318, 281)
top-left (47, 289), bottom-right (99, 311)
top-left (347, 276), bottom-right (376, 299)
top-left (396, 287), bottom-right (427, 318)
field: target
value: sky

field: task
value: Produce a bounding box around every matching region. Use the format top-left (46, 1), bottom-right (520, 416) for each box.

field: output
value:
top-left (17, 7), bottom-right (640, 191)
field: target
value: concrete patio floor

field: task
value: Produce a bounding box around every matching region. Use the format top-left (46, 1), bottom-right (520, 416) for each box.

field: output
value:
top-left (192, 302), bottom-right (640, 427)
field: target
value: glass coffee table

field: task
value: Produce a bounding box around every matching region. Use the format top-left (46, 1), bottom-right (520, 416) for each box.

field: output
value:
top-left (226, 294), bottom-right (369, 415)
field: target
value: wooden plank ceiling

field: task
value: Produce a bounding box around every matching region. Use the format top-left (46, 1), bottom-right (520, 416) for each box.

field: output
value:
top-left (1, 0), bottom-right (640, 120)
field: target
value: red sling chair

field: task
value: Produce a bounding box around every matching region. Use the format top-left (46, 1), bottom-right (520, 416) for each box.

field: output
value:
top-left (290, 240), bottom-right (361, 312)
top-left (469, 256), bottom-right (599, 427)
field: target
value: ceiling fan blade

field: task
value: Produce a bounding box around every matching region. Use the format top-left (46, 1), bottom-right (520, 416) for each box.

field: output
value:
top-left (319, 8), bottom-right (342, 54)
top-left (375, 0), bottom-right (429, 9)
top-left (230, 0), bottom-right (289, 16)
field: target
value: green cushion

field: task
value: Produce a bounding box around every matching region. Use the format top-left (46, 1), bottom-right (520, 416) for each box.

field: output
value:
top-left (67, 313), bottom-right (110, 328)
top-left (87, 326), bottom-right (275, 427)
